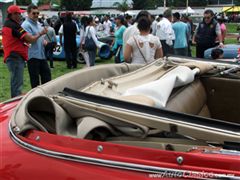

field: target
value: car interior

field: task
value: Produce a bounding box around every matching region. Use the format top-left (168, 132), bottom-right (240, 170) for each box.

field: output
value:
top-left (11, 58), bottom-right (240, 152)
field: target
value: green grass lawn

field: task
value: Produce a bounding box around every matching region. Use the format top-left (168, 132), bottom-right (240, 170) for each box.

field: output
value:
top-left (0, 57), bottom-right (114, 102)
top-left (226, 23), bottom-right (239, 34)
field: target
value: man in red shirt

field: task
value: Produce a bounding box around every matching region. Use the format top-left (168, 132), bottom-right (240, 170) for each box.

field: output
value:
top-left (2, 5), bottom-right (47, 98)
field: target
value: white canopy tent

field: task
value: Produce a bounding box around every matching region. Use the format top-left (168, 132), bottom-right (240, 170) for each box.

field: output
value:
top-left (181, 6), bottom-right (195, 14)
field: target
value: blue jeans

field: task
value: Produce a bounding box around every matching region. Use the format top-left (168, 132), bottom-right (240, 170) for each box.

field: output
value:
top-left (6, 57), bottom-right (25, 98)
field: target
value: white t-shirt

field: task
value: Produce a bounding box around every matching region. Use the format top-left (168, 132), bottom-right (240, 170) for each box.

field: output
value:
top-left (156, 17), bottom-right (175, 41)
top-left (127, 34), bottom-right (162, 64)
top-left (103, 20), bottom-right (112, 35)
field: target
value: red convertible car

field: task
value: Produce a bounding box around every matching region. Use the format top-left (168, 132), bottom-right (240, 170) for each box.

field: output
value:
top-left (1, 57), bottom-right (240, 179)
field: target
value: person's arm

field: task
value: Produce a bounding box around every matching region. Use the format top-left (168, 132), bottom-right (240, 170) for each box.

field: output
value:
top-left (155, 48), bottom-right (163, 59)
top-left (124, 43), bottom-right (133, 63)
top-left (75, 22), bottom-right (80, 35)
top-left (23, 29), bottom-right (47, 44)
top-left (154, 38), bottom-right (163, 59)
top-left (192, 24), bottom-right (199, 44)
top-left (59, 33), bottom-right (63, 46)
top-left (216, 23), bottom-right (223, 48)
top-left (21, 23), bottom-right (47, 43)
top-left (59, 25), bottom-right (63, 46)
top-left (80, 28), bottom-right (85, 49)
top-left (90, 27), bottom-right (100, 48)
top-left (166, 24), bottom-right (174, 46)
top-left (222, 26), bottom-right (227, 41)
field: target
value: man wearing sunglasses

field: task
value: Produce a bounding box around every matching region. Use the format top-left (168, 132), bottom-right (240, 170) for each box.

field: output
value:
top-left (22, 4), bottom-right (51, 89)
top-left (192, 9), bottom-right (223, 58)
top-left (2, 5), bottom-right (48, 98)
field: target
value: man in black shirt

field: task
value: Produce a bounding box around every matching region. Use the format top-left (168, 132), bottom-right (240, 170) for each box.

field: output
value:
top-left (59, 13), bottom-right (78, 69)
top-left (192, 9), bottom-right (223, 58)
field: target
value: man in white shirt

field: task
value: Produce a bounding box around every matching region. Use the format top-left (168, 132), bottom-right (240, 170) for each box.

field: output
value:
top-left (123, 10), bottom-right (151, 54)
top-left (156, 9), bottom-right (175, 56)
top-left (151, 15), bottom-right (158, 36)
top-left (103, 15), bottom-right (112, 36)
top-left (95, 17), bottom-right (104, 32)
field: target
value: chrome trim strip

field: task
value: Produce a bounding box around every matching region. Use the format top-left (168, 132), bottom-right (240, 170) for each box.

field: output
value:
top-left (204, 149), bottom-right (240, 156)
top-left (169, 56), bottom-right (240, 68)
top-left (2, 96), bottom-right (23, 104)
top-left (9, 122), bottom-right (240, 180)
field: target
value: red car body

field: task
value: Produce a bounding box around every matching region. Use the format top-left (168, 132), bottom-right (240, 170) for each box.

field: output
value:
top-left (1, 98), bottom-right (240, 180)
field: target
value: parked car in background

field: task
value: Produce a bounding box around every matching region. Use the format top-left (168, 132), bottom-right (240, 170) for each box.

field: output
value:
top-left (53, 35), bottom-right (112, 63)
top-left (52, 35), bottom-right (81, 60)
top-left (204, 44), bottom-right (240, 60)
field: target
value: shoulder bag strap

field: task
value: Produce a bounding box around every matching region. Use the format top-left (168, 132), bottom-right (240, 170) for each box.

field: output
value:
top-left (133, 36), bottom-right (148, 63)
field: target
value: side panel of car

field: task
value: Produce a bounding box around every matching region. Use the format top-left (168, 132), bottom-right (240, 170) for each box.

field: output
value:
top-left (1, 101), bottom-right (240, 179)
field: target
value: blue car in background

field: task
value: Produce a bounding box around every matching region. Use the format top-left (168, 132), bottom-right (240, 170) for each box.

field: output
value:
top-left (204, 44), bottom-right (240, 60)
top-left (52, 35), bottom-right (81, 60)
top-left (53, 35), bottom-right (112, 63)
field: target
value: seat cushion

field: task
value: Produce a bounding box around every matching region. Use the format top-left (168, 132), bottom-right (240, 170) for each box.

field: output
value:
top-left (166, 80), bottom-right (211, 118)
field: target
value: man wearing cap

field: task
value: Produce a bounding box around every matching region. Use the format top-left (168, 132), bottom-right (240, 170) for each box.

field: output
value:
top-left (22, 4), bottom-right (51, 88)
top-left (95, 17), bottom-right (103, 32)
top-left (2, 5), bottom-right (47, 98)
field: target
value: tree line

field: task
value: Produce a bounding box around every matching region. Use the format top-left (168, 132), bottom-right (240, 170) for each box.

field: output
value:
top-left (16, 0), bottom-right (240, 10)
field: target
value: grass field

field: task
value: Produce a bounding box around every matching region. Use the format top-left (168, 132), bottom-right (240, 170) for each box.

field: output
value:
top-left (226, 23), bottom-right (239, 34)
top-left (0, 57), bottom-right (114, 101)
top-left (0, 23), bottom-right (238, 102)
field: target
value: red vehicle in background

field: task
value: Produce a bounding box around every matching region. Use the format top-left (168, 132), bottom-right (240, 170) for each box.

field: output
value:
top-left (1, 58), bottom-right (240, 179)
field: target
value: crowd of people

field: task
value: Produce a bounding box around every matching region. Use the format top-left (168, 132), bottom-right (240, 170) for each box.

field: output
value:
top-left (2, 4), bottom-right (227, 98)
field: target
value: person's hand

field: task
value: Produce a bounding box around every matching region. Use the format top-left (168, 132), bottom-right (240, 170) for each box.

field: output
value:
top-left (219, 42), bottom-right (224, 48)
top-left (43, 40), bottom-right (48, 46)
top-left (40, 27), bottom-right (48, 36)
top-left (192, 40), bottom-right (196, 45)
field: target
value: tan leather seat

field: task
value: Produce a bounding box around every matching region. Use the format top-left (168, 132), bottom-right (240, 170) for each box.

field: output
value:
top-left (166, 80), bottom-right (211, 118)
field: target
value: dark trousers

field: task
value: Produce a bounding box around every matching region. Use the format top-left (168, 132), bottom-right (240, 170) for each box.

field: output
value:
top-left (187, 41), bottom-right (192, 57)
top-left (88, 49), bottom-right (96, 66)
top-left (45, 42), bottom-right (55, 68)
top-left (160, 40), bottom-right (173, 57)
top-left (196, 43), bottom-right (215, 58)
top-left (27, 58), bottom-right (51, 88)
top-left (64, 46), bottom-right (77, 68)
